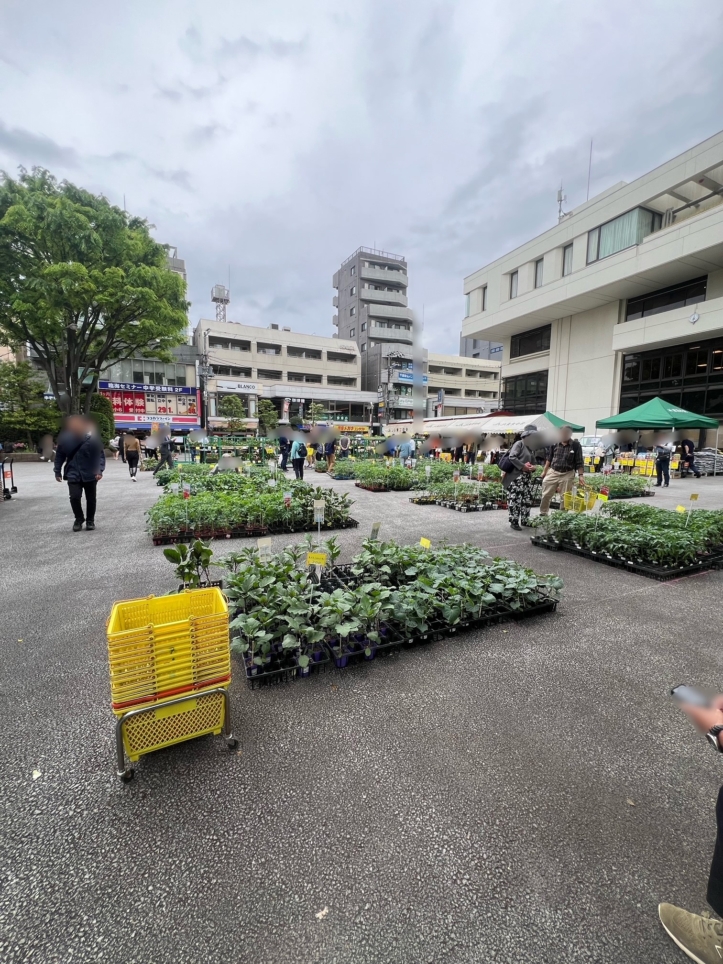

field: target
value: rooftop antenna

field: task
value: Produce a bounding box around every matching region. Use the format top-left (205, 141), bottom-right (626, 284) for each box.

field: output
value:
top-left (211, 284), bottom-right (230, 323)
top-left (557, 182), bottom-right (570, 222)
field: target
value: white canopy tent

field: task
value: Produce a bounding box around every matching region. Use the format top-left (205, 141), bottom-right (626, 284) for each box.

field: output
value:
top-left (385, 412), bottom-right (557, 437)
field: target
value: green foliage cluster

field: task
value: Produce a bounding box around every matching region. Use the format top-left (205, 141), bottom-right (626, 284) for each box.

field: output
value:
top-left (534, 503), bottom-right (723, 568)
top-left (88, 393), bottom-right (115, 444)
top-left (224, 539), bottom-right (564, 673)
top-left (162, 539), bottom-right (214, 588)
top-left (0, 359), bottom-right (61, 445)
top-left (584, 474), bottom-right (650, 497)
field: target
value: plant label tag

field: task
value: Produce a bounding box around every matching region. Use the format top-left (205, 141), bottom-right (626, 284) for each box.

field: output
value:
top-left (267, 479), bottom-right (277, 488)
top-left (170, 483), bottom-right (179, 495)
top-left (420, 537), bottom-right (431, 550)
top-left (477, 468), bottom-right (485, 481)
top-left (676, 505), bottom-right (687, 513)
top-left (307, 551), bottom-right (327, 567)
top-left (600, 486), bottom-right (610, 497)
top-left (283, 491), bottom-right (292, 507)
top-left (597, 493), bottom-right (608, 502)
top-left (453, 470), bottom-right (460, 483)
top-left (268, 460), bottom-right (276, 473)
top-left (690, 493), bottom-right (699, 501)
top-left (425, 465), bottom-right (431, 479)
top-left (313, 499), bottom-right (325, 524)
top-left (257, 537), bottom-right (272, 560)
top-left (370, 522), bottom-right (381, 541)
top-left (182, 482), bottom-right (191, 500)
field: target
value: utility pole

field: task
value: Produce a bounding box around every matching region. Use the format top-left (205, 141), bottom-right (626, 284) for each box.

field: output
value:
top-left (199, 327), bottom-right (214, 430)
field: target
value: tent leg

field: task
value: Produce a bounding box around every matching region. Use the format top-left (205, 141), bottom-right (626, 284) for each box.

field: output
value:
top-left (716, 428), bottom-right (719, 478)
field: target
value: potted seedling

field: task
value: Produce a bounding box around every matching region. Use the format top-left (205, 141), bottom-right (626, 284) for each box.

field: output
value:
top-left (230, 614), bottom-right (274, 677)
top-left (163, 539), bottom-right (218, 590)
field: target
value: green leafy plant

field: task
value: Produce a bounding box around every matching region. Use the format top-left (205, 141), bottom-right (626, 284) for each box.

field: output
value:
top-left (162, 539), bottom-right (214, 588)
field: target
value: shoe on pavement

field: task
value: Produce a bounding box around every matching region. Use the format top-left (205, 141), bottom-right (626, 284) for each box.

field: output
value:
top-left (659, 902), bottom-right (723, 963)
top-left (132, 476), bottom-right (137, 482)
top-left (86, 522), bottom-right (95, 531)
top-left (72, 521), bottom-right (83, 532)
top-left (510, 521), bottom-right (521, 530)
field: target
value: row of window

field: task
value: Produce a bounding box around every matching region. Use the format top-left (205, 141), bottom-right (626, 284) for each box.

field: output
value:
top-left (209, 337), bottom-right (355, 362)
top-left (214, 368), bottom-right (357, 387)
top-left (107, 361), bottom-right (191, 387)
top-left (622, 336), bottom-right (723, 386)
top-left (510, 325), bottom-right (551, 359)
top-left (501, 370), bottom-right (549, 415)
top-left (509, 246), bottom-right (573, 299)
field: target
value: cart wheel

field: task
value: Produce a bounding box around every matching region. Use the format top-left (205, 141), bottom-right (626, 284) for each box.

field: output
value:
top-left (120, 768), bottom-right (134, 783)
top-left (226, 737), bottom-right (238, 749)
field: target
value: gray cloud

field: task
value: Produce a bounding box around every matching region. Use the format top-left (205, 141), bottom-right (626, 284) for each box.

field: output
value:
top-left (217, 34), bottom-right (307, 65)
top-left (0, 121), bottom-right (80, 167)
top-left (156, 77), bottom-right (226, 102)
top-left (185, 122), bottom-right (228, 146)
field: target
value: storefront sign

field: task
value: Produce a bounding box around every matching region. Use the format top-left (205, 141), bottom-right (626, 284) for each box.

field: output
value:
top-left (396, 372), bottom-right (428, 383)
top-left (99, 381), bottom-right (194, 394)
top-left (216, 379), bottom-right (260, 394)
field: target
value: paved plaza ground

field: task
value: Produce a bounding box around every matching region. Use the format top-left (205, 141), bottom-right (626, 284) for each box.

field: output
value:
top-left (3, 460), bottom-right (723, 963)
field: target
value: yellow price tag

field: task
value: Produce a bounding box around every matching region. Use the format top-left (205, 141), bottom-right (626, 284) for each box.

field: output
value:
top-left (597, 494), bottom-right (608, 502)
top-left (420, 537), bottom-right (431, 550)
top-left (690, 493), bottom-right (699, 501)
top-left (306, 551), bottom-right (328, 567)
top-left (675, 506), bottom-right (687, 514)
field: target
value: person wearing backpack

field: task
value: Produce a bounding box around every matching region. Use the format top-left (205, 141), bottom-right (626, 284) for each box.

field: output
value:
top-left (500, 426), bottom-right (538, 530)
top-left (53, 415), bottom-right (106, 531)
top-left (291, 437), bottom-right (307, 479)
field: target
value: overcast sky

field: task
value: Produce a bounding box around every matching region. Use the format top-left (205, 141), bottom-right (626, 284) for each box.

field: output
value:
top-left (1, 0), bottom-right (722, 352)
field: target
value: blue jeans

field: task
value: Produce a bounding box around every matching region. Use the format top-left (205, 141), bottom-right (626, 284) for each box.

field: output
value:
top-left (656, 457), bottom-right (670, 486)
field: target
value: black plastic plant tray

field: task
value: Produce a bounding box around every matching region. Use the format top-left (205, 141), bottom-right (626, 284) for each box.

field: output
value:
top-left (244, 649), bottom-right (330, 690)
top-left (151, 518), bottom-right (359, 544)
top-left (530, 535), bottom-right (722, 582)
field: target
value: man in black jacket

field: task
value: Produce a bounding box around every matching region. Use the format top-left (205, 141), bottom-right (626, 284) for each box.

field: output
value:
top-left (152, 433), bottom-right (175, 475)
top-left (54, 416), bottom-right (106, 531)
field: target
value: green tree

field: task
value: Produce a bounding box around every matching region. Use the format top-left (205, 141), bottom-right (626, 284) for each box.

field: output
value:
top-left (0, 359), bottom-right (61, 446)
top-left (218, 394), bottom-right (247, 433)
top-left (89, 392), bottom-right (115, 444)
top-left (307, 402), bottom-right (326, 425)
top-left (0, 168), bottom-right (189, 416)
top-left (256, 399), bottom-right (278, 436)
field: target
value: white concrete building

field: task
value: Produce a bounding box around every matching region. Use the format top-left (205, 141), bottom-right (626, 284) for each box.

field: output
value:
top-left (462, 130), bottom-right (723, 434)
top-left (193, 319), bottom-right (376, 431)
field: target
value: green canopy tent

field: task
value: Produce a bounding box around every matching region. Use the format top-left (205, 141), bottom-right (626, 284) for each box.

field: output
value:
top-left (596, 396), bottom-right (720, 475)
top-left (543, 411), bottom-right (585, 432)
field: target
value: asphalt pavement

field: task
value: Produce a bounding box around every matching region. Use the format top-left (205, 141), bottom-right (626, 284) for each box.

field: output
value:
top-left (2, 460), bottom-right (723, 963)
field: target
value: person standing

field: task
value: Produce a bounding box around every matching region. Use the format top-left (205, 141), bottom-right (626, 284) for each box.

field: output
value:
top-left (659, 689), bottom-right (723, 962)
top-left (110, 435), bottom-right (120, 460)
top-left (338, 435), bottom-right (350, 459)
top-left (655, 442), bottom-right (673, 487)
top-left (306, 440), bottom-right (316, 469)
top-left (539, 426), bottom-right (585, 516)
top-left (397, 438), bottom-right (413, 467)
top-left (290, 438), bottom-right (306, 479)
top-left (152, 433), bottom-right (175, 475)
top-left (325, 436), bottom-right (337, 472)
top-left (124, 434), bottom-right (141, 481)
top-left (501, 427), bottom-right (538, 530)
top-left (681, 438), bottom-right (702, 478)
top-left (278, 436), bottom-right (290, 472)
top-left (53, 415), bottom-right (105, 531)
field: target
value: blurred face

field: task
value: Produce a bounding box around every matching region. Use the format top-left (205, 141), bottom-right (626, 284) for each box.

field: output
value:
top-left (560, 428), bottom-right (573, 443)
top-left (65, 415), bottom-right (87, 436)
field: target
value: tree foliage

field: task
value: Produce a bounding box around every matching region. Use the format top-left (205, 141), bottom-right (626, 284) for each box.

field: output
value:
top-left (307, 402), bottom-right (326, 425)
top-left (0, 168), bottom-right (189, 415)
top-left (0, 359), bottom-right (61, 445)
top-left (89, 392), bottom-right (115, 444)
top-left (218, 394), bottom-right (247, 433)
top-left (256, 399), bottom-right (278, 436)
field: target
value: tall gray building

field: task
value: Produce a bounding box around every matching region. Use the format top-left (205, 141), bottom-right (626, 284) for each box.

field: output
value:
top-left (459, 335), bottom-right (503, 360)
top-left (333, 247), bottom-right (413, 391)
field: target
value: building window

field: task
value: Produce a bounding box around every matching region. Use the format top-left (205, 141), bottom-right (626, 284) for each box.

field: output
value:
top-left (509, 271), bottom-right (519, 299)
top-left (562, 244), bottom-right (573, 277)
top-left (349, 327), bottom-right (355, 337)
top-left (361, 343), bottom-right (367, 352)
top-left (534, 259), bottom-right (544, 288)
top-left (256, 342), bottom-right (281, 355)
top-left (587, 207), bottom-right (662, 264)
top-left (501, 370), bottom-right (548, 415)
top-left (350, 265), bottom-right (356, 275)
top-left (257, 369), bottom-right (282, 380)
top-left (361, 322), bottom-right (367, 331)
top-left (464, 293), bottom-right (470, 317)
top-left (510, 325), bottom-right (551, 359)
top-left (350, 285), bottom-right (356, 296)
top-left (625, 277), bottom-right (707, 322)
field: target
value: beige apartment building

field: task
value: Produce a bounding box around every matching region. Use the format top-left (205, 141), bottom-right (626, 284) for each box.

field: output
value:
top-left (193, 319), bottom-right (376, 430)
top-left (462, 130), bottom-right (723, 433)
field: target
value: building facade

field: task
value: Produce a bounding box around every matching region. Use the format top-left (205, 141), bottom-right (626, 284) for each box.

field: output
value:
top-left (100, 344), bottom-right (201, 433)
top-left (194, 319), bottom-right (376, 431)
top-left (459, 335), bottom-right (503, 361)
top-left (462, 130), bottom-right (723, 432)
top-left (333, 247), bottom-right (413, 391)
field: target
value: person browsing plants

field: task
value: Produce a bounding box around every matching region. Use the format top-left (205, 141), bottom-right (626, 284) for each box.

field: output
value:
top-left (539, 426), bottom-right (584, 516)
top-left (500, 425), bottom-right (539, 530)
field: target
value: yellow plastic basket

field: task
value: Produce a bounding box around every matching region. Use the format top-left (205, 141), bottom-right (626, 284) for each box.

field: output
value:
top-left (121, 690), bottom-right (226, 762)
top-left (562, 489), bottom-right (597, 513)
top-left (107, 589), bottom-right (230, 714)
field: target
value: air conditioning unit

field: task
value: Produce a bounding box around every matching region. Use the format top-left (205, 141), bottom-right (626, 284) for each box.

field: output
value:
top-left (269, 323), bottom-right (279, 330)
top-left (282, 327), bottom-right (291, 332)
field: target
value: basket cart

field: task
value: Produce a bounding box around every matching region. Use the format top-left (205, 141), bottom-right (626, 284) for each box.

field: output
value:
top-left (2, 458), bottom-right (17, 500)
top-left (562, 487), bottom-right (598, 513)
top-left (107, 588), bottom-right (237, 782)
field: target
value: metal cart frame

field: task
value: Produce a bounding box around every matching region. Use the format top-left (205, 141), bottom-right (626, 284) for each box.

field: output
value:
top-left (2, 458), bottom-right (17, 500)
top-left (115, 686), bottom-right (237, 783)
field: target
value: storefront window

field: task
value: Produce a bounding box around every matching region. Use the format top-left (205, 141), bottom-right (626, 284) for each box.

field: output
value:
top-left (621, 336), bottom-right (723, 418)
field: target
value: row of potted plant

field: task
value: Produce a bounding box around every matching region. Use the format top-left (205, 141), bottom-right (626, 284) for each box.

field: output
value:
top-left (410, 479), bottom-right (506, 508)
top-left (146, 484), bottom-right (356, 542)
top-left (224, 538), bottom-right (563, 681)
top-left (583, 474), bottom-right (652, 498)
top-left (532, 505), bottom-right (723, 570)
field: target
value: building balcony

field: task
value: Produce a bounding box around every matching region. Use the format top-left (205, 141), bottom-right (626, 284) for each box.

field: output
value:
top-left (361, 264), bottom-right (408, 288)
top-left (361, 287), bottom-right (408, 308)
top-left (332, 295), bottom-right (339, 308)
top-left (612, 294), bottom-right (723, 354)
top-left (332, 270), bottom-right (340, 288)
top-left (332, 314), bottom-right (338, 326)
top-left (362, 303), bottom-right (413, 324)
top-left (369, 323), bottom-right (414, 344)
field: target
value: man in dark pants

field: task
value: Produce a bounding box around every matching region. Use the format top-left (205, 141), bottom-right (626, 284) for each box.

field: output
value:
top-left (655, 444), bottom-right (672, 487)
top-left (681, 438), bottom-right (702, 478)
top-left (278, 436), bottom-right (290, 472)
top-left (152, 433), bottom-right (175, 475)
top-left (659, 694), bottom-right (723, 961)
top-left (54, 415), bottom-right (105, 531)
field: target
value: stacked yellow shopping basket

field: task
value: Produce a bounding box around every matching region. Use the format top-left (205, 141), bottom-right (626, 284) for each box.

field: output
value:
top-left (107, 588), bottom-right (236, 782)
top-left (562, 487), bottom-right (598, 513)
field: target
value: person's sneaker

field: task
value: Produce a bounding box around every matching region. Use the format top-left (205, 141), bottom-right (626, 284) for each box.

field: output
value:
top-left (72, 521), bottom-right (83, 532)
top-left (659, 902), bottom-right (723, 963)
top-left (132, 476), bottom-right (137, 482)
top-left (510, 520), bottom-right (521, 530)
top-left (85, 522), bottom-right (95, 531)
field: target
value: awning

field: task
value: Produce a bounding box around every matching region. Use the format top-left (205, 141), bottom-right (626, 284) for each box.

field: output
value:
top-left (596, 396), bottom-right (719, 430)
top-left (543, 411), bottom-right (585, 432)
